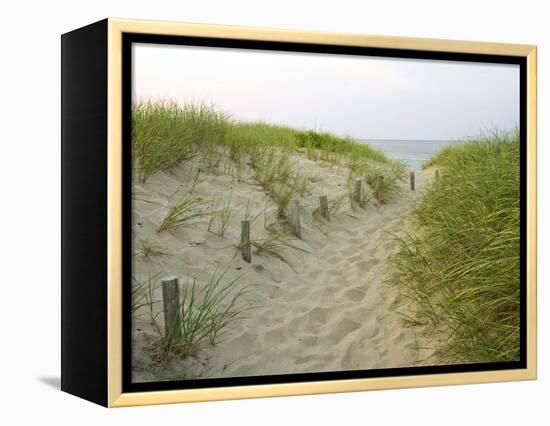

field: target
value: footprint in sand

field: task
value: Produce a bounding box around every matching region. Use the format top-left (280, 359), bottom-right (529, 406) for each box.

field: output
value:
top-left (340, 339), bottom-right (373, 370)
top-left (370, 325), bottom-right (387, 345)
top-left (326, 268), bottom-right (345, 277)
top-left (263, 327), bottom-right (288, 347)
top-left (231, 363), bottom-right (262, 377)
top-left (354, 258), bottom-right (380, 272)
top-left (295, 354), bottom-right (317, 365)
top-left (260, 283), bottom-right (288, 299)
top-left (303, 307), bottom-right (332, 330)
top-left (287, 306), bottom-right (331, 333)
top-left (341, 246), bottom-right (360, 256)
top-left (310, 286), bottom-right (339, 304)
top-left (300, 335), bottom-right (319, 347)
top-left (348, 253), bottom-right (363, 263)
top-left (341, 287), bottom-right (366, 302)
top-left (230, 329), bottom-right (259, 351)
top-left (326, 318), bottom-right (361, 345)
top-left (326, 255), bottom-right (345, 265)
top-left (365, 225), bottom-right (380, 234)
top-left (306, 269), bottom-right (322, 280)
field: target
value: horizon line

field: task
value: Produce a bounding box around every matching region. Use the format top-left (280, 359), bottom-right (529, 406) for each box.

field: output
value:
top-left (357, 137), bottom-right (460, 143)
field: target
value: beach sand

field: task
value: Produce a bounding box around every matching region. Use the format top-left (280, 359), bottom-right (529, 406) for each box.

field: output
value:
top-left (131, 151), bottom-right (440, 382)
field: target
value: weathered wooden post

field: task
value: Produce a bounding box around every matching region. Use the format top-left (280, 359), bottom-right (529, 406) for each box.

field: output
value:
top-left (319, 195), bottom-right (329, 220)
top-left (161, 277), bottom-right (181, 342)
top-left (241, 219), bottom-right (251, 263)
top-left (290, 198), bottom-right (301, 238)
top-left (410, 171), bottom-right (415, 191)
top-left (435, 169), bottom-right (440, 180)
top-left (353, 178), bottom-right (362, 204)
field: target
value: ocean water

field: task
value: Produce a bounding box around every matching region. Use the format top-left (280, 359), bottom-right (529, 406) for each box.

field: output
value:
top-left (361, 139), bottom-right (462, 170)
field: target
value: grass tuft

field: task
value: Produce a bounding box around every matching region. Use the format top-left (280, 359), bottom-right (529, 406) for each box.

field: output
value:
top-left (157, 195), bottom-right (204, 232)
top-left (134, 239), bottom-right (167, 258)
top-left (251, 234), bottom-right (309, 271)
top-left (132, 273), bottom-right (163, 336)
top-left (251, 148), bottom-right (297, 219)
top-left (347, 175), bottom-right (371, 209)
top-left (292, 173), bottom-right (312, 197)
top-left (296, 130), bottom-right (389, 165)
top-left (207, 196), bottom-right (233, 237)
top-left (162, 270), bottom-right (249, 362)
top-left (313, 194), bottom-right (348, 221)
top-left (365, 166), bottom-right (399, 205)
top-left (132, 100), bottom-right (230, 182)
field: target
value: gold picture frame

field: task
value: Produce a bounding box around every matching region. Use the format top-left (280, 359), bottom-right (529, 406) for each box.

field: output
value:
top-left (61, 18), bottom-right (537, 407)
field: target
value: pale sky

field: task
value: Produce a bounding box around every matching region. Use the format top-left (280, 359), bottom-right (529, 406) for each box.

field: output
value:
top-left (132, 43), bottom-right (520, 141)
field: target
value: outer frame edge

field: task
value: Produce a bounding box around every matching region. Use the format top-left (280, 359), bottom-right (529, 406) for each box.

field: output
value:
top-left (526, 46), bottom-right (537, 380)
top-left (107, 17), bottom-right (123, 407)
top-left (109, 369), bottom-right (535, 408)
top-left (107, 17), bottom-right (536, 55)
top-left (105, 18), bottom-right (537, 408)
top-left (62, 18), bottom-right (110, 407)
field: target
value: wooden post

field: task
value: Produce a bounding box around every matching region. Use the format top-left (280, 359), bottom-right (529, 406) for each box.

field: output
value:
top-left (161, 277), bottom-right (181, 342)
top-left (435, 169), bottom-right (440, 180)
top-left (290, 198), bottom-right (301, 238)
top-left (353, 179), bottom-right (362, 203)
top-left (410, 171), bottom-right (415, 191)
top-left (241, 219), bottom-right (251, 262)
top-left (319, 195), bottom-right (329, 220)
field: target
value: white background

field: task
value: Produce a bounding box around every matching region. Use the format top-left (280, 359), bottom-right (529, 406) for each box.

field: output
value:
top-left (0, 0), bottom-right (546, 424)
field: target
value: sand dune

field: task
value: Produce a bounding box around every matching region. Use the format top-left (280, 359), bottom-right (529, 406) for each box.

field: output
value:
top-left (131, 151), bottom-right (440, 382)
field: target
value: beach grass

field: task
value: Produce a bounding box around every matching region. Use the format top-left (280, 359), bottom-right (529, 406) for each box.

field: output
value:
top-left (364, 166), bottom-right (400, 205)
top-left (135, 238), bottom-right (167, 258)
top-left (229, 122), bottom-right (299, 154)
top-left (296, 130), bottom-right (389, 165)
top-left (347, 176), bottom-right (371, 209)
top-left (132, 100), bottom-right (399, 222)
top-left (161, 270), bottom-right (249, 362)
top-left (292, 173), bottom-right (312, 197)
top-left (250, 148), bottom-right (297, 219)
top-left (132, 273), bottom-right (163, 336)
top-left (157, 195), bottom-right (205, 232)
top-left (328, 194), bottom-right (348, 218)
top-left (132, 101), bottom-right (229, 182)
top-left (251, 234), bottom-right (309, 270)
top-left (133, 100), bottom-right (230, 182)
top-left (132, 100), bottom-right (392, 183)
top-left (207, 196), bottom-right (233, 237)
top-left (391, 130), bottom-right (520, 363)
top-left (132, 273), bottom-right (154, 314)
top-left (313, 193), bottom-right (348, 221)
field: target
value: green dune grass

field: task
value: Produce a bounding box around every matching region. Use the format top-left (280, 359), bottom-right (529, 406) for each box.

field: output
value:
top-left (132, 100), bottom-right (391, 182)
top-left (391, 130), bottom-right (520, 363)
top-left (132, 100), bottom-right (230, 182)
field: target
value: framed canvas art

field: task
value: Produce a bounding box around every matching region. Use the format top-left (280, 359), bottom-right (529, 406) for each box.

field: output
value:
top-left (61, 18), bottom-right (537, 407)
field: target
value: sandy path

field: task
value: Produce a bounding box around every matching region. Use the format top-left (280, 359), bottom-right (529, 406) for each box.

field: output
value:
top-left (201, 170), bottom-right (435, 377)
top-left (132, 155), bottom-right (437, 381)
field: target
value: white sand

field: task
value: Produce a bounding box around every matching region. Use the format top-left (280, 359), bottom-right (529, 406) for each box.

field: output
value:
top-left (131, 152), bottom-right (440, 381)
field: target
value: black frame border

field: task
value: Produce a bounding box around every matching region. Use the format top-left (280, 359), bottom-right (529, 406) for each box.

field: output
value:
top-left (61, 19), bottom-right (109, 406)
top-left (122, 33), bottom-right (527, 394)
